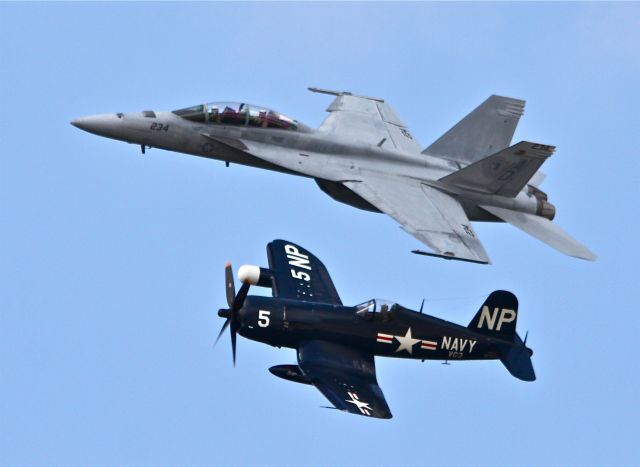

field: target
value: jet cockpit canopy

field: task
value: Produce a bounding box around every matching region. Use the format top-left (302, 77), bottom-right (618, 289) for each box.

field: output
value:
top-left (172, 102), bottom-right (306, 131)
top-left (355, 299), bottom-right (399, 322)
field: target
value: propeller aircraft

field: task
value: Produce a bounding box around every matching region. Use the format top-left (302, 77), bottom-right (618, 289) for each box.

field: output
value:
top-left (217, 239), bottom-right (535, 419)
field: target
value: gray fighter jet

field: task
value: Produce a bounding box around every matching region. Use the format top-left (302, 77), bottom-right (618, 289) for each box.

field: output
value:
top-left (72, 88), bottom-right (596, 264)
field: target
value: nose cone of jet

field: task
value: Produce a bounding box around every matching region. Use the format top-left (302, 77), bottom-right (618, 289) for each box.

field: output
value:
top-left (71, 114), bottom-right (122, 139)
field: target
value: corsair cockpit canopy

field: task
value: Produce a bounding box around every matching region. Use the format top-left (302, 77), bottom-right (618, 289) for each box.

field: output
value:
top-left (356, 299), bottom-right (399, 321)
top-left (173, 102), bottom-right (304, 131)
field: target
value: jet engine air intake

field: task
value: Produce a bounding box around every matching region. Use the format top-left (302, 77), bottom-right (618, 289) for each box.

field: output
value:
top-left (529, 186), bottom-right (556, 220)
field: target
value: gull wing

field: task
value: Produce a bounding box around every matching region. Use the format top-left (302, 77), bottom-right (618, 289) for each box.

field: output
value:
top-left (266, 239), bottom-right (342, 305)
top-left (297, 340), bottom-right (392, 419)
top-left (343, 177), bottom-right (490, 264)
top-left (311, 87), bottom-right (422, 154)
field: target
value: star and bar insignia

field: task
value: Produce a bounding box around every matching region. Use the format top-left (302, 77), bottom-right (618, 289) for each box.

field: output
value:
top-left (376, 328), bottom-right (437, 354)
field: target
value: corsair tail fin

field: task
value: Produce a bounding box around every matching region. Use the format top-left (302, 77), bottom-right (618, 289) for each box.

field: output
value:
top-left (422, 95), bottom-right (525, 165)
top-left (469, 291), bottom-right (535, 381)
top-left (468, 290), bottom-right (518, 340)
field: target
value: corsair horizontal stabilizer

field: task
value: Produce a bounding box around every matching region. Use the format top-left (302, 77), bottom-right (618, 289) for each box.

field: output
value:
top-left (481, 205), bottom-right (596, 261)
top-left (423, 95), bottom-right (525, 165)
top-left (500, 333), bottom-right (536, 382)
top-left (439, 141), bottom-right (554, 198)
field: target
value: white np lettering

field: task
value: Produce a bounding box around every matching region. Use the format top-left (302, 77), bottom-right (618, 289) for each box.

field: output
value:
top-left (285, 244), bottom-right (311, 270)
top-left (477, 306), bottom-right (516, 331)
top-left (496, 308), bottom-right (516, 331)
top-left (478, 306), bottom-right (499, 330)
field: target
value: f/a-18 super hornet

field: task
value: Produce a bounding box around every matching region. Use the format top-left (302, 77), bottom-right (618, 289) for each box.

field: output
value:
top-left (72, 88), bottom-right (595, 264)
top-left (217, 239), bottom-right (535, 419)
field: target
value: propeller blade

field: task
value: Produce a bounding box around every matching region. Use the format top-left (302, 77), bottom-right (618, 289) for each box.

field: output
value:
top-left (215, 318), bottom-right (230, 346)
top-left (231, 321), bottom-right (237, 367)
top-left (233, 281), bottom-right (250, 311)
top-left (217, 263), bottom-right (249, 367)
top-left (225, 262), bottom-right (235, 308)
top-left (524, 330), bottom-right (529, 345)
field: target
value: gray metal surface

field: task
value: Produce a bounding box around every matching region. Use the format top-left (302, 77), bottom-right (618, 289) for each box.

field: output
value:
top-left (481, 205), bottom-right (597, 261)
top-left (72, 89), bottom-right (596, 263)
top-left (422, 95), bottom-right (525, 165)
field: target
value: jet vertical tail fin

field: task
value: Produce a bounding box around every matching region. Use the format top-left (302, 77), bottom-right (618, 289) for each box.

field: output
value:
top-left (423, 95), bottom-right (525, 165)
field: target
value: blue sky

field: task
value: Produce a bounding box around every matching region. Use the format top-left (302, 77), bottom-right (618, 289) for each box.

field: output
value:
top-left (1, 2), bottom-right (639, 466)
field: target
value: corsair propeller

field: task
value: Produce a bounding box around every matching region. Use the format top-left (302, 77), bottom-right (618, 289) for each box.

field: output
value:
top-left (216, 262), bottom-right (250, 366)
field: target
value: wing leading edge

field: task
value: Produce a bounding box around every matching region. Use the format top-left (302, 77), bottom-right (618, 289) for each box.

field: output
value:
top-left (343, 177), bottom-right (490, 264)
top-left (297, 340), bottom-right (392, 419)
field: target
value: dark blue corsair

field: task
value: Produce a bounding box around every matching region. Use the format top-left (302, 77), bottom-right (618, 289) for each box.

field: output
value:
top-left (217, 240), bottom-right (535, 419)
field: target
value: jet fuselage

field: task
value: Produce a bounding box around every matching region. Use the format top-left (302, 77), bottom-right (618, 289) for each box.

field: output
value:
top-left (72, 109), bottom-right (542, 220)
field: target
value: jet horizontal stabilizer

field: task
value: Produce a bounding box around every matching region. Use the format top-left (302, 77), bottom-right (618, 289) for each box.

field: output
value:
top-left (439, 141), bottom-right (555, 198)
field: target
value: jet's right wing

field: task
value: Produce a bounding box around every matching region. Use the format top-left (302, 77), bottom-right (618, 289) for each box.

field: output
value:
top-left (343, 176), bottom-right (490, 264)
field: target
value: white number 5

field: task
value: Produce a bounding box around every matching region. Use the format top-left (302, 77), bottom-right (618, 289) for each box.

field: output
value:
top-left (258, 310), bottom-right (271, 328)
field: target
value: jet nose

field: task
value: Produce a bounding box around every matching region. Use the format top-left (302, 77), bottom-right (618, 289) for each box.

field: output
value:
top-left (70, 114), bottom-right (122, 138)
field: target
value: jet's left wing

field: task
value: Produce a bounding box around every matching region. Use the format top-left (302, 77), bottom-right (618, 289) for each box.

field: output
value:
top-left (343, 177), bottom-right (490, 264)
top-left (297, 340), bottom-right (392, 419)
top-left (266, 239), bottom-right (342, 304)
